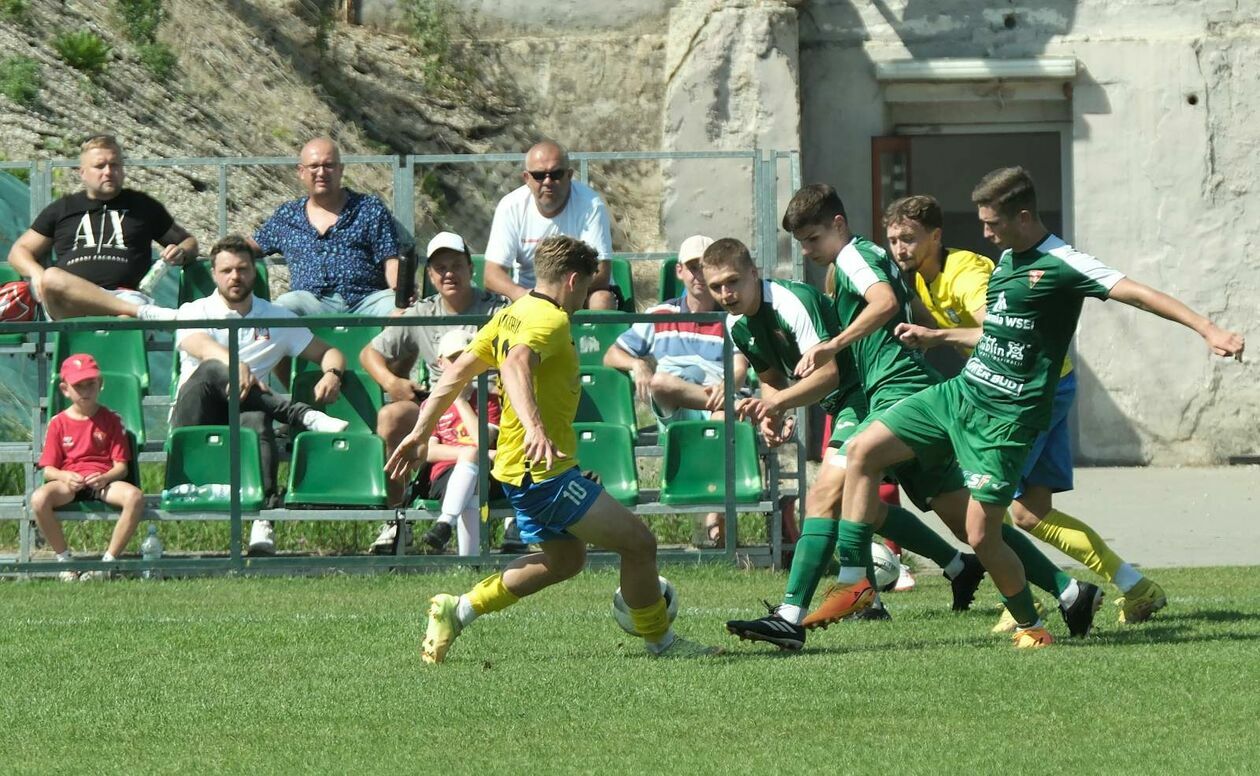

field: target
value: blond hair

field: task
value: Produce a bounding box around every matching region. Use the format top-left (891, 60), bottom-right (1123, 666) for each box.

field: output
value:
top-left (533, 235), bottom-right (599, 282)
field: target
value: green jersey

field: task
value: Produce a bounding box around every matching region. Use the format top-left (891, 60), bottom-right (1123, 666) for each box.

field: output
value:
top-left (727, 279), bottom-right (862, 415)
top-left (961, 234), bottom-right (1123, 429)
top-left (831, 235), bottom-right (938, 399)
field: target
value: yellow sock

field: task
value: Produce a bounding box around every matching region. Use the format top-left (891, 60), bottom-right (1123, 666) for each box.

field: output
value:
top-left (466, 573), bottom-right (520, 615)
top-left (628, 597), bottom-right (671, 644)
top-left (1028, 509), bottom-right (1124, 583)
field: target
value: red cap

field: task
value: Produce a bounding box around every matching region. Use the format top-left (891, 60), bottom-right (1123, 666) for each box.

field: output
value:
top-left (60, 353), bottom-right (101, 384)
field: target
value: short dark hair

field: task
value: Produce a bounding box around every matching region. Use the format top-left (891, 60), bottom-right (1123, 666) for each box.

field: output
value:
top-left (209, 234), bottom-right (256, 267)
top-left (533, 235), bottom-right (599, 282)
top-left (782, 184), bottom-right (847, 233)
top-left (884, 195), bottom-right (943, 231)
top-left (699, 237), bottom-right (755, 272)
top-left (971, 167), bottom-right (1038, 218)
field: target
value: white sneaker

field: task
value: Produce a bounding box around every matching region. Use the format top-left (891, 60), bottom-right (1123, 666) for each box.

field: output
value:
top-left (57, 569), bottom-right (79, 582)
top-left (894, 563), bottom-right (916, 592)
top-left (300, 409), bottom-right (350, 433)
top-left (79, 570), bottom-right (113, 582)
top-left (249, 520), bottom-right (276, 555)
top-left (137, 303), bottom-right (179, 321)
top-left (371, 522), bottom-right (397, 553)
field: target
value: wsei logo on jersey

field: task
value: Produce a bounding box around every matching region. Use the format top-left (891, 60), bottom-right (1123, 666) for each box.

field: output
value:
top-left (992, 291), bottom-right (1009, 313)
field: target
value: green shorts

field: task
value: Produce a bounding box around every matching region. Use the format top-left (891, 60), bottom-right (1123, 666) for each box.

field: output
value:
top-left (825, 390), bottom-right (869, 449)
top-left (878, 378), bottom-right (1038, 506)
top-left (837, 384), bottom-right (964, 511)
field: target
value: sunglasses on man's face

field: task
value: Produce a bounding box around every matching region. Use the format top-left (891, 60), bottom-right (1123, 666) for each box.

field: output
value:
top-left (527, 168), bottom-right (569, 183)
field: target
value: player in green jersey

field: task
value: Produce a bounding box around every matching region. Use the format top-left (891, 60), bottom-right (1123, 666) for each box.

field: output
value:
top-left (842, 167), bottom-right (1244, 648)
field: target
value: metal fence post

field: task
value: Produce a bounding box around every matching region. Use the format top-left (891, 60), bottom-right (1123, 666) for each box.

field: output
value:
top-left (393, 155), bottom-right (415, 250)
top-left (217, 163), bottom-right (229, 239)
top-left (227, 322), bottom-right (243, 571)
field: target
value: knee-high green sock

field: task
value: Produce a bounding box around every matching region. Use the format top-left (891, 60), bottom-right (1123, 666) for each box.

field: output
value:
top-left (1029, 509), bottom-right (1124, 583)
top-left (878, 506), bottom-right (958, 567)
top-left (1001, 523), bottom-right (1072, 597)
top-left (1000, 584), bottom-right (1041, 628)
top-left (783, 517), bottom-right (839, 608)
top-left (836, 519), bottom-right (876, 586)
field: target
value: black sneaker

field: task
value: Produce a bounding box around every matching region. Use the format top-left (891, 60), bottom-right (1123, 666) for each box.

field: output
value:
top-left (500, 522), bottom-right (528, 554)
top-left (845, 600), bottom-right (892, 621)
top-left (725, 601), bottom-right (806, 651)
top-left (422, 521), bottom-right (452, 552)
top-left (1060, 581), bottom-right (1104, 638)
top-left (948, 553), bottom-right (986, 612)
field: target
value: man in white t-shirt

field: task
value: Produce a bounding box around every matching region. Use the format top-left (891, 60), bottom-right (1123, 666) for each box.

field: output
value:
top-left (482, 139), bottom-right (618, 310)
top-left (172, 235), bottom-right (349, 554)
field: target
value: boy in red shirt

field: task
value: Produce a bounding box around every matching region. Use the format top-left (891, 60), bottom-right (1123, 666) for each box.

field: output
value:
top-left (418, 330), bottom-right (502, 555)
top-left (32, 354), bottom-right (145, 581)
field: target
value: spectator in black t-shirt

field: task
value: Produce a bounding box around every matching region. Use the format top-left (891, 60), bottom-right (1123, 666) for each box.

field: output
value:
top-left (6, 134), bottom-right (197, 320)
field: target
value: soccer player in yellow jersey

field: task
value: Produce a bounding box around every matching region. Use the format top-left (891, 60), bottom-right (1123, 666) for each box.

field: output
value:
top-left (886, 194), bottom-right (1167, 626)
top-left (386, 235), bottom-right (718, 663)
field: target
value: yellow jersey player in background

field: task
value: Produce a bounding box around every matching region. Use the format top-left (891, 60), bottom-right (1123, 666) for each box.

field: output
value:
top-left (386, 235), bottom-right (719, 663)
top-left (886, 194), bottom-right (1166, 626)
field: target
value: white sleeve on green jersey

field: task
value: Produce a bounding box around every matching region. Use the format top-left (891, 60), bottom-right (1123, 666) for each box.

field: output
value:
top-left (766, 282), bottom-right (824, 351)
top-left (835, 245), bottom-right (881, 296)
top-left (1045, 237), bottom-right (1125, 298)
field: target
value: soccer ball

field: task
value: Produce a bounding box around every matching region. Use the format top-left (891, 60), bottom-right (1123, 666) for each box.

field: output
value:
top-left (870, 542), bottom-right (901, 592)
top-left (611, 576), bottom-right (679, 636)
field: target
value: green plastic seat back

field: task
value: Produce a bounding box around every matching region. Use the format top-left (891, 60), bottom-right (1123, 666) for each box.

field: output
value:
top-left (660, 420), bottom-right (762, 505)
top-left (297, 323), bottom-right (383, 376)
top-left (658, 257), bottom-right (681, 301)
top-left (49, 371), bottom-right (146, 446)
top-left (572, 312), bottom-right (630, 367)
top-left (573, 422), bottom-right (638, 506)
top-left (162, 426), bottom-right (264, 511)
top-left (575, 366), bottom-right (636, 433)
top-left (178, 259), bottom-right (270, 304)
top-left (50, 325), bottom-right (150, 393)
top-left (285, 431), bottom-right (386, 507)
top-left (0, 263), bottom-right (20, 283)
top-left (289, 370), bottom-right (382, 434)
top-left (608, 257), bottom-right (635, 312)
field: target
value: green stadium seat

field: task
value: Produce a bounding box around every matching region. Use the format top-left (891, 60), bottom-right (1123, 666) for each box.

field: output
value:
top-left (54, 430), bottom-right (141, 513)
top-left (575, 366), bottom-right (636, 433)
top-left (658, 257), bottom-right (680, 301)
top-left (573, 422), bottom-right (638, 506)
top-left (659, 420), bottom-right (763, 506)
top-left (162, 426), bottom-right (265, 511)
top-left (608, 257), bottom-right (635, 312)
top-left (49, 371), bottom-right (146, 446)
top-left (178, 258), bottom-right (270, 304)
top-left (289, 369), bottom-right (383, 434)
top-left (285, 431), bottom-right (387, 508)
top-left (296, 322), bottom-right (383, 376)
top-left (49, 324), bottom-right (150, 394)
top-left (573, 311), bottom-right (631, 367)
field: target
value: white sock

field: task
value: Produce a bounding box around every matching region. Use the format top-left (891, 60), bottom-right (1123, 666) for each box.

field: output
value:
top-left (777, 603), bottom-right (804, 625)
top-left (101, 552), bottom-right (115, 562)
top-left (455, 595), bottom-right (479, 628)
top-left (942, 552), bottom-right (964, 579)
top-left (645, 629), bottom-right (677, 654)
top-left (836, 565), bottom-right (865, 585)
top-left (441, 460), bottom-right (479, 521)
top-left (1114, 563), bottom-right (1143, 593)
top-left (56, 552), bottom-right (72, 562)
top-left (436, 512), bottom-right (457, 526)
top-left (1059, 579), bottom-right (1080, 608)
top-left (455, 505), bottom-right (479, 557)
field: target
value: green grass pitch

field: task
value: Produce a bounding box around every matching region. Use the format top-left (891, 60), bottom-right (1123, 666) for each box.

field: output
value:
top-left (3, 565), bottom-right (1258, 773)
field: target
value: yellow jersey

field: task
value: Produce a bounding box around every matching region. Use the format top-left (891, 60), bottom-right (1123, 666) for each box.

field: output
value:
top-left (915, 247), bottom-right (1073, 376)
top-left (467, 291), bottom-right (580, 486)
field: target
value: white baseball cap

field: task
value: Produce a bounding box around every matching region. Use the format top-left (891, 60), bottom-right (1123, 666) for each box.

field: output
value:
top-left (678, 235), bottom-right (714, 265)
top-left (437, 329), bottom-right (475, 359)
top-left (426, 231), bottom-right (469, 259)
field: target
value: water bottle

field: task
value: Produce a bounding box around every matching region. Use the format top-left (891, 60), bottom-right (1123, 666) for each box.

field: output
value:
top-left (138, 259), bottom-right (174, 297)
top-left (161, 483), bottom-right (231, 503)
top-left (394, 245), bottom-right (417, 309)
top-left (140, 524), bottom-right (163, 580)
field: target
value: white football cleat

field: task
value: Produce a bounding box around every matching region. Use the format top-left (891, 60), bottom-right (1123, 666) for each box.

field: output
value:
top-left (249, 520), bottom-right (276, 555)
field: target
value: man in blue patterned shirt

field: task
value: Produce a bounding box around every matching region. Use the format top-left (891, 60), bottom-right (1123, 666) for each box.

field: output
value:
top-left (251, 137), bottom-right (402, 317)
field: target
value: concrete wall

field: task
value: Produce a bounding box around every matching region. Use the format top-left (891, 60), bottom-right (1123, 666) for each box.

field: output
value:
top-left (800, 0), bottom-right (1260, 464)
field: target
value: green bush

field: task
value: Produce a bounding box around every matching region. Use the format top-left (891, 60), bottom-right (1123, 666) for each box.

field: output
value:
top-left (54, 29), bottom-right (112, 75)
top-left (137, 41), bottom-right (176, 78)
top-left (114, 0), bottom-right (164, 44)
top-left (0, 0), bottom-right (29, 24)
top-left (0, 55), bottom-right (40, 106)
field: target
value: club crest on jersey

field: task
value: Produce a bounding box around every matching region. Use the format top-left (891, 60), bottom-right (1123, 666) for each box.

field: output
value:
top-left (92, 429), bottom-right (108, 446)
top-left (1028, 270), bottom-right (1045, 288)
top-left (62, 436), bottom-right (75, 448)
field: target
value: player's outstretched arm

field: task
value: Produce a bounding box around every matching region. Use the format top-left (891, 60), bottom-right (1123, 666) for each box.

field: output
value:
top-left (385, 350), bottom-right (492, 480)
top-left (1108, 278), bottom-right (1245, 360)
top-left (896, 322), bottom-right (982, 350)
top-left (500, 344), bottom-right (565, 470)
top-left (796, 281), bottom-right (898, 377)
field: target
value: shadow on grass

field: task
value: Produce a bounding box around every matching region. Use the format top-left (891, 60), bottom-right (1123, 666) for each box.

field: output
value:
top-left (1157, 608), bottom-right (1258, 625)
